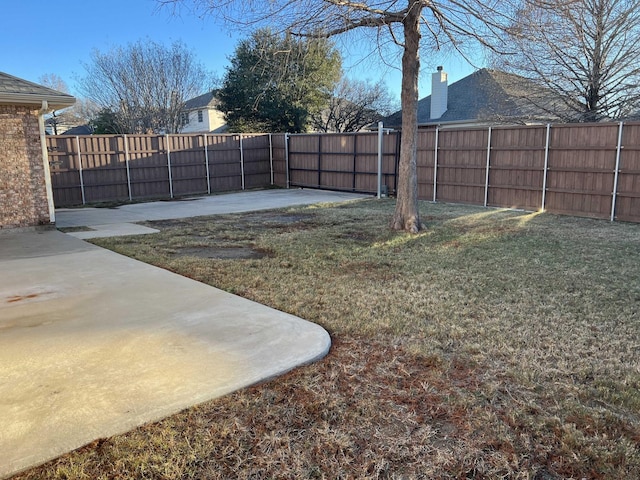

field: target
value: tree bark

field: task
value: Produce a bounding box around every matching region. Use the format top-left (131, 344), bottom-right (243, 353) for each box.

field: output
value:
top-left (390, 1), bottom-right (422, 233)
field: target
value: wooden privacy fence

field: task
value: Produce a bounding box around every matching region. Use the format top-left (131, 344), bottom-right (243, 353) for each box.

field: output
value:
top-left (283, 122), bottom-right (640, 223)
top-left (48, 122), bottom-right (640, 223)
top-left (47, 133), bottom-right (285, 207)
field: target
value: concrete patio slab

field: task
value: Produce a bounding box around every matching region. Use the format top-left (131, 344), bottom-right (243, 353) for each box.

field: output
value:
top-left (56, 188), bottom-right (367, 235)
top-left (0, 229), bottom-right (331, 478)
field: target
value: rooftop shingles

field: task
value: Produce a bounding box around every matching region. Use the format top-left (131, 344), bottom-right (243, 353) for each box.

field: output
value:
top-left (0, 71), bottom-right (75, 105)
top-left (383, 68), bottom-right (561, 127)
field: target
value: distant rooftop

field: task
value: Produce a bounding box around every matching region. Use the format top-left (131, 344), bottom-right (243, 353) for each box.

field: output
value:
top-left (383, 68), bottom-right (563, 127)
top-left (183, 91), bottom-right (218, 110)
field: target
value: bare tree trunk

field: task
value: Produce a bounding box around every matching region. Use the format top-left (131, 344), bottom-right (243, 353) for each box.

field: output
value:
top-left (390, 2), bottom-right (422, 233)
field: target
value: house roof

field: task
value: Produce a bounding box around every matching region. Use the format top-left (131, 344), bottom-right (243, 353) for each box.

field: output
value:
top-left (183, 91), bottom-right (218, 111)
top-left (383, 68), bottom-right (561, 128)
top-left (61, 125), bottom-right (93, 136)
top-left (0, 71), bottom-right (75, 110)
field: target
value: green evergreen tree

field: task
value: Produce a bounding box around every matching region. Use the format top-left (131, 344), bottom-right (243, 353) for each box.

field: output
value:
top-left (217, 29), bottom-right (341, 133)
top-left (90, 108), bottom-right (123, 134)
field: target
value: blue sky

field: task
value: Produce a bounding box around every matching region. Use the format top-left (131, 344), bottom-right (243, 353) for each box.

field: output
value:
top-left (2, 0), bottom-right (477, 104)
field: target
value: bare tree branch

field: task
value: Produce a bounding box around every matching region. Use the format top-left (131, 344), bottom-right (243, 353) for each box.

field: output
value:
top-left (78, 39), bottom-right (212, 133)
top-left (495, 0), bottom-right (640, 122)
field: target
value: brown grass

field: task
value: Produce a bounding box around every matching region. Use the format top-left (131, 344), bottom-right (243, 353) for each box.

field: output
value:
top-left (14, 199), bottom-right (640, 479)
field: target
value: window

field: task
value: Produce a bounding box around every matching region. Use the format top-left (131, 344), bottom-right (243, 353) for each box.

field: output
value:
top-left (182, 112), bottom-right (189, 125)
top-left (198, 110), bottom-right (204, 123)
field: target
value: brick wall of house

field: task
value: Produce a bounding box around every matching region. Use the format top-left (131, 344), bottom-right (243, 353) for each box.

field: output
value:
top-left (0, 104), bottom-right (51, 229)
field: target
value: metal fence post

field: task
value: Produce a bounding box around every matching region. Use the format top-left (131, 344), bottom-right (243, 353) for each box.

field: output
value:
top-left (433, 127), bottom-right (439, 202)
top-left (484, 126), bottom-right (492, 207)
top-left (166, 134), bottom-right (174, 199)
top-left (611, 121), bottom-right (624, 222)
top-left (269, 133), bottom-right (274, 185)
top-left (285, 133), bottom-right (290, 189)
top-left (541, 124), bottom-right (551, 211)
top-left (124, 134), bottom-right (132, 201)
top-left (394, 132), bottom-right (400, 195)
top-left (75, 135), bottom-right (86, 205)
top-left (317, 134), bottom-right (322, 188)
top-left (239, 134), bottom-right (245, 190)
top-left (204, 134), bottom-right (211, 195)
top-left (377, 121), bottom-right (383, 198)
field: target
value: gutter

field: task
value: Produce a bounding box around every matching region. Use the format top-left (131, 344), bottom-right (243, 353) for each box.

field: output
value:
top-left (0, 93), bottom-right (75, 110)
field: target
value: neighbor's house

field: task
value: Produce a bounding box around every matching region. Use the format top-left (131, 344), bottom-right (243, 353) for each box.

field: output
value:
top-left (0, 72), bottom-right (75, 229)
top-left (59, 124), bottom-right (93, 135)
top-left (44, 116), bottom-right (80, 135)
top-left (179, 91), bottom-right (227, 134)
top-left (383, 67), bottom-right (563, 129)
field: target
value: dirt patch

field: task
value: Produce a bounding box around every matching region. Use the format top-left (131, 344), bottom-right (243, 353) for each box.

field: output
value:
top-left (57, 226), bottom-right (95, 233)
top-left (146, 212), bottom-right (313, 232)
top-left (265, 213), bottom-right (312, 224)
top-left (337, 231), bottom-right (376, 243)
top-left (173, 246), bottom-right (267, 260)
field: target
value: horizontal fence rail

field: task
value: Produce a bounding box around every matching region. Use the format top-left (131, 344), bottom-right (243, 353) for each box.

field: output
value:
top-left (48, 123), bottom-right (640, 223)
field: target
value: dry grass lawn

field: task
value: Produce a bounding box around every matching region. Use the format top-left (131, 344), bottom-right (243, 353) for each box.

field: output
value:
top-left (15, 199), bottom-right (640, 479)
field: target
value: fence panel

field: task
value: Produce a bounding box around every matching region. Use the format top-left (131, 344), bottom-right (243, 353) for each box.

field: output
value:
top-left (381, 132), bottom-right (400, 195)
top-left (354, 132), bottom-right (397, 194)
top-left (488, 125), bottom-right (546, 210)
top-left (206, 134), bottom-right (242, 192)
top-left (288, 134), bottom-right (322, 188)
top-left (47, 136), bottom-right (82, 207)
top-left (416, 130), bottom-right (436, 200)
top-left (77, 136), bottom-right (128, 203)
top-left (436, 128), bottom-right (488, 205)
top-left (240, 134), bottom-right (272, 189)
top-left (167, 135), bottom-right (208, 197)
top-left (322, 134), bottom-right (358, 191)
top-left (616, 122), bottom-right (640, 223)
top-left (545, 123), bottom-right (618, 219)
top-left (271, 134), bottom-right (288, 187)
top-left (126, 135), bottom-right (171, 199)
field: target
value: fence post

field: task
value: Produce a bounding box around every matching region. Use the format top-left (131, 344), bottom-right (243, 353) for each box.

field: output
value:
top-left (394, 132), bottom-right (400, 195)
top-left (353, 132), bottom-right (358, 192)
top-left (377, 121), bottom-right (383, 198)
top-left (611, 121), bottom-right (624, 222)
top-left (124, 135), bottom-right (132, 202)
top-left (541, 124), bottom-right (551, 211)
top-left (269, 133), bottom-right (274, 186)
top-left (484, 127), bottom-right (492, 207)
top-left (75, 135), bottom-right (86, 205)
top-left (204, 134), bottom-right (211, 194)
top-left (433, 127), bottom-right (439, 202)
top-left (317, 135), bottom-right (322, 188)
top-left (166, 134), bottom-right (174, 199)
top-left (239, 134), bottom-right (245, 190)
top-left (285, 133), bottom-right (290, 188)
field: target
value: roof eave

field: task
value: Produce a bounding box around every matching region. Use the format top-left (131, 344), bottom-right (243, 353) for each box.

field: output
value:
top-left (0, 93), bottom-right (76, 111)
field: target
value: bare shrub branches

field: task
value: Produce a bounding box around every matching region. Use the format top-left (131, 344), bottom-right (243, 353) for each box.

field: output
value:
top-left (78, 40), bottom-right (211, 134)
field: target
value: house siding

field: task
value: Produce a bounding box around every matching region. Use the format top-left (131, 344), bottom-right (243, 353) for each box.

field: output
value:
top-left (180, 108), bottom-right (226, 134)
top-left (0, 104), bottom-right (51, 229)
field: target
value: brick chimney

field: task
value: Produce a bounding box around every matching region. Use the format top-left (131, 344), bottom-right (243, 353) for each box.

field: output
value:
top-left (430, 66), bottom-right (448, 120)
